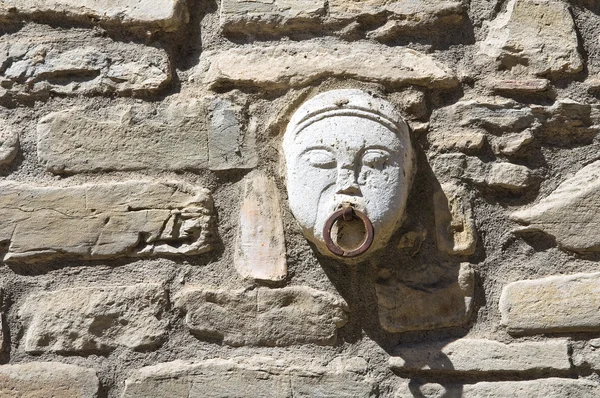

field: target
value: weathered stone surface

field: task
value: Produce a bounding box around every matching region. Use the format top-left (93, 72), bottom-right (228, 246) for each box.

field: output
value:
top-left (389, 338), bottom-right (569, 374)
top-left (394, 378), bottom-right (600, 398)
top-left (235, 173), bottom-right (287, 282)
top-left (221, 0), bottom-right (325, 33)
top-left (37, 98), bottom-right (255, 174)
top-left (200, 42), bottom-right (458, 91)
top-left (478, 0), bottom-right (582, 78)
top-left (122, 357), bottom-right (377, 398)
top-left (491, 78), bottom-right (550, 94)
top-left (533, 100), bottom-right (600, 144)
top-left (429, 131), bottom-right (486, 153)
top-left (376, 263), bottom-right (474, 333)
top-left (0, 0), bottom-right (188, 31)
top-left (0, 362), bottom-right (99, 397)
top-left (20, 284), bottom-right (168, 354)
top-left (0, 122), bottom-right (18, 165)
top-left (573, 338), bottom-right (600, 370)
top-left (0, 26), bottom-right (170, 99)
top-left (491, 131), bottom-right (534, 156)
top-left (0, 288), bottom-right (4, 354)
top-left (500, 272), bottom-right (600, 334)
top-left (0, 180), bottom-right (214, 263)
top-left (433, 182), bottom-right (477, 255)
top-left (468, 160), bottom-right (535, 191)
top-left (511, 161), bottom-right (600, 253)
top-left (175, 286), bottom-right (348, 346)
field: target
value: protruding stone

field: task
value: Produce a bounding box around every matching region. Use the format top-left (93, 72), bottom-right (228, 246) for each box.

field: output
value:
top-left (572, 338), bottom-right (600, 371)
top-left (0, 122), bottom-right (18, 165)
top-left (468, 159), bottom-right (535, 191)
top-left (491, 131), bottom-right (534, 156)
top-left (429, 131), bottom-right (486, 154)
top-left (511, 161), bottom-right (600, 253)
top-left (389, 338), bottom-right (570, 374)
top-left (235, 173), bottom-right (287, 282)
top-left (0, 0), bottom-right (188, 32)
top-left (433, 182), bottom-right (477, 255)
top-left (0, 180), bottom-right (214, 263)
top-left (200, 42), bottom-right (458, 91)
top-left (0, 362), bottom-right (99, 397)
top-left (122, 357), bottom-right (377, 398)
top-left (0, 25), bottom-right (171, 99)
top-left (175, 286), bottom-right (348, 346)
top-left (491, 78), bottom-right (550, 94)
top-left (500, 272), bottom-right (600, 334)
top-left (376, 263), bottom-right (474, 333)
top-left (20, 284), bottom-right (168, 354)
top-left (534, 100), bottom-right (600, 145)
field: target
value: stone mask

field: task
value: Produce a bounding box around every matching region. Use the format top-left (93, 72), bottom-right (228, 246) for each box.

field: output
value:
top-left (283, 89), bottom-right (415, 261)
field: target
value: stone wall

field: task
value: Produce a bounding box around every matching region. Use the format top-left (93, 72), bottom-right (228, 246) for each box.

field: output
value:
top-left (1, 0), bottom-right (600, 397)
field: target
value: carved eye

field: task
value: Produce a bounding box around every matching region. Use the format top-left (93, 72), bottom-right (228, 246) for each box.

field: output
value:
top-left (304, 149), bottom-right (336, 169)
top-left (362, 149), bottom-right (389, 169)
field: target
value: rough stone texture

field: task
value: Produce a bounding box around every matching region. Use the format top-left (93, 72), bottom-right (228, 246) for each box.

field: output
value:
top-left (0, 122), bottom-right (18, 165)
top-left (0, 25), bottom-right (170, 100)
top-left (572, 338), bottom-right (600, 370)
top-left (37, 97), bottom-right (255, 174)
top-left (235, 172), bottom-right (287, 281)
top-left (433, 182), bottom-right (477, 255)
top-left (511, 161), bottom-right (600, 253)
top-left (478, 0), bottom-right (583, 78)
top-left (0, 180), bottom-right (214, 263)
top-left (376, 263), bottom-right (474, 333)
top-left (491, 78), bottom-right (550, 94)
top-left (534, 100), bottom-right (600, 145)
top-left (0, 362), bottom-right (99, 397)
top-left (122, 357), bottom-right (377, 398)
top-left (199, 42), bottom-right (458, 91)
top-left (500, 272), bottom-right (600, 335)
top-left (394, 378), bottom-right (600, 398)
top-left (175, 286), bottom-right (348, 346)
top-left (19, 284), bottom-right (168, 354)
top-left (491, 131), bottom-right (534, 156)
top-left (0, 0), bottom-right (188, 32)
top-left (389, 338), bottom-right (570, 374)
top-left (429, 131), bottom-right (486, 153)
top-left (468, 160), bottom-right (535, 191)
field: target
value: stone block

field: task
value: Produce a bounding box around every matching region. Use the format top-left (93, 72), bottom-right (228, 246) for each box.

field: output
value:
top-left (0, 121), bottom-right (18, 165)
top-left (572, 338), bottom-right (600, 370)
top-left (433, 182), bottom-right (477, 255)
top-left (0, 0), bottom-right (188, 31)
top-left (500, 272), bottom-right (600, 334)
top-left (235, 172), bottom-right (287, 281)
top-left (395, 378), bottom-right (600, 398)
top-left (478, 0), bottom-right (582, 78)
top-left (376, 263), bottom-right (474, 333)
top-left (511, 161), bottom-right (600, 253)
top-left (468, 160), bottom-right (535, 191)
top-left (0, 180), bottom-right (214, 263)
top-left (122, 357), bottom-right (377, 398)
top-left (0, 362), bottom-right (99, 397)
top-left (37, 97), bottom-right (255, 174)
top-left (0, 25), bottom-right (170, 100)
top-left (199, 42), bottom-right (458, 91)
top-left (389, 338), bottom-right (570, 374)
top-left (19, 284), bottom-right (168, 354)
top-left (534, 100), bottom-right (600, 145)
top-left (175, 285), bottom-right (348, 346)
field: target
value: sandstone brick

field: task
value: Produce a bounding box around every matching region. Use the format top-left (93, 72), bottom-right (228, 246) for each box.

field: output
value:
top-left (429, 131), bottom-right (486, 154)
top-left (433, 182), bottom-right (477, 255)
top-left (0, 25), bottom-right (170, 100)
top-left (478, 0), bottom-right (582, 78)
top-left (199, 42), bottom-right (458, 91)
top-left (20, 284), bottom-right (168, 354)
top-left (37, 98), bottom-right (255, 174)
top-left (0, 0), bottom-right (188, 32)
top-left (122, 357), bottom-right (377, 398)
top-left (500, 272), bottom-right (600, 334)
top-left (235, 172), bottom-right (287, 282)
top-left (389, 338), bottom-right (570, 374)
top-left (175, 285), bottom-right (348, 346)
top-left (511, 161), bottom-right (600, 253)
top-left (0, 362), bottom-right (99, 397)
top-left (468, 160), bottom-right (535, 191)
top-left (395, 378), bottom-right (600, 398)
top-left (572, 338), bottom-right (600, 370)
top-left (376, 263), bottom-right (474, 333)
top-left (0, 121), bottom-right (18, 165)
top-left (491, 131), bottom-right (534, 156)
top-left (534, 100), bottom-right (600, 145)
top-left (0, 180), bottom-right (214, 263)
top-left (491, 78), bottom-right (550, 94)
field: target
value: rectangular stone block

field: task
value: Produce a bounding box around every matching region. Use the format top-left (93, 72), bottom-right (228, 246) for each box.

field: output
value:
top-left (199, 42), bottom-right (458, 91)
top-left (500, 272), bottom-right (600, 335)
top-left (0, 0), bottom-right (188, 31)
top-left (122, 357), bottom-right (377, 398)
top-left (0, 180), bottom-right (214, 263)
top-left (0, 25), bottom-right (170, 100)
top-left (0, 362), bottom-right (99, 397)
top-left (389, 338), bottom-right (570, 374)
top-left (20, 284), bottom-right (168, 354)
top-left (174, 285), bottom-right (348, 346)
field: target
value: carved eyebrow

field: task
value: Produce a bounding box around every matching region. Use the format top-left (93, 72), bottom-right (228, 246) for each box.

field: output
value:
top-left (298, 146), bottom-right (336, 157)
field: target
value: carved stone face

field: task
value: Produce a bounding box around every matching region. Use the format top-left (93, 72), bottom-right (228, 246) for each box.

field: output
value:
top-left (283, 90), bottom-right (414, 260)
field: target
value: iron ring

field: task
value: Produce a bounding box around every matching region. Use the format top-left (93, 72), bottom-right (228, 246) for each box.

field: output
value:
top-left (323, 205), bottom-right (374, 258)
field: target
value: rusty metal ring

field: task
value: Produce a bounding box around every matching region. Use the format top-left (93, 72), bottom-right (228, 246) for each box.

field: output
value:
top-left (323, 205), bottom-right (374, 258)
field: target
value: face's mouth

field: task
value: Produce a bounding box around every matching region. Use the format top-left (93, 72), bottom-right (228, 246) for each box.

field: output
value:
top-left (323, 203), bottom-right (374, 258)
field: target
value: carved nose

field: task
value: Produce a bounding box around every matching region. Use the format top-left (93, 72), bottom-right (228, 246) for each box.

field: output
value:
top-left (336, 167), bottom-right (361, 195)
